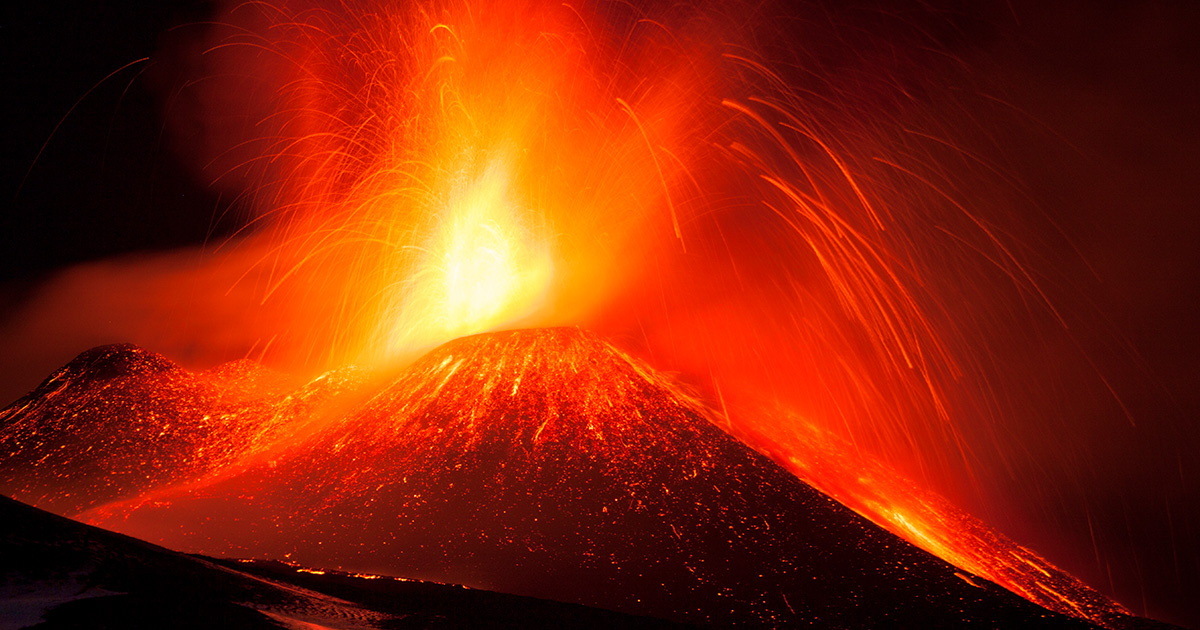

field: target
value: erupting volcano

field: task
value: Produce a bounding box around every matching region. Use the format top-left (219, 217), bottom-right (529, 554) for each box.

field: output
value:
top-left (2, 0), bottom-right (1197, 627)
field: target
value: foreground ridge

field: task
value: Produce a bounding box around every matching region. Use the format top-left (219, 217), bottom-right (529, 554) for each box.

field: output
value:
top-left (0, 494), bottom-right (677, 628)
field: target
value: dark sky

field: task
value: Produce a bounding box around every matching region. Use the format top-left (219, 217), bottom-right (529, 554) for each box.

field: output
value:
top-left (0, 0), bottom-right (1196, 627)
top-left (971, 4), bottom-right (1200, 626)
top-left (0, 0), bottom-right (231, 283)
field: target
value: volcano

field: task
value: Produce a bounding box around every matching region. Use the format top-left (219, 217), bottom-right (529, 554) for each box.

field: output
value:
top-left (0, 328), bottom-right (1174, 627)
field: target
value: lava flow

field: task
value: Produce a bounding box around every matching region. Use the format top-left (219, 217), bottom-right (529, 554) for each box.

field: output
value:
top-left (0, 0), bottom-right (1184, 627)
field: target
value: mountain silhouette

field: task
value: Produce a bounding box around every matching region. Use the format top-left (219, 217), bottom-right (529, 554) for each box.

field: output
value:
top-left (0, 494), bottom-right (678, 629)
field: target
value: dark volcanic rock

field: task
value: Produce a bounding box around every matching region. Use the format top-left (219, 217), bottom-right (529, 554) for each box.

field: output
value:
top-left (80, 328), bottom-right (1106, 627)
top-left (0, 495), bottom-right (677, 629)
top-left (1, 493), bottom-right (354, 629)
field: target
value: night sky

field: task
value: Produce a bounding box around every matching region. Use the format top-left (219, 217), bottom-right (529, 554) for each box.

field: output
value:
top-left (1, 0), bottom-right (1197, 627)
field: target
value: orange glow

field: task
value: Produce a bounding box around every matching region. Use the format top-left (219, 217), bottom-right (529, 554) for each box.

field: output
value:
top-left (148, 0), bottom-right (1109, 618)
top-left (0, 0), bottom-right (1158, 626)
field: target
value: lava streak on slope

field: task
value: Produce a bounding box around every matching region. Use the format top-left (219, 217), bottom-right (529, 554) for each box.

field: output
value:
top-left (69, 327), bottom-right (1133, 628)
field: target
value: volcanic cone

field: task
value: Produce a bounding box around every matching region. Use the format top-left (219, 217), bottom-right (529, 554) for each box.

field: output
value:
top-left (68, 328), bottom-right (1104, 627)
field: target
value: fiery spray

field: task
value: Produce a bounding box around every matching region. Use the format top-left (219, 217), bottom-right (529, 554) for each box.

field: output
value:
top-left (182, 0), bottom-right (710, 370)
top-left (186, 0), bottom-right (977, 431)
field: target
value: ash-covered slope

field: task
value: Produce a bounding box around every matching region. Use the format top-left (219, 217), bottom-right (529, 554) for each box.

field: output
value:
top-left (0, 495), bottom-right (673, 629)
top-left (83, 328), bottom-right (1103, 627)
top-left (1, 493), bottom-right (371, 629)
top-left (0, 344), bottom-right (332, 516)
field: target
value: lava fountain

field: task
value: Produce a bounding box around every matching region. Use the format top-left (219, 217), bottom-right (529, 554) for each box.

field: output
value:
top-left (185, 0), bottom-right (998, 471)
top-left (0, 0), bottom-right (1184, 627)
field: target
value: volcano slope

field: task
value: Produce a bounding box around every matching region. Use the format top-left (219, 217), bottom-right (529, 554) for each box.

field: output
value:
top-left (66, 327), bottom-right (1124, 628)
top-left (0, 345), bottom-right (287, 516)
